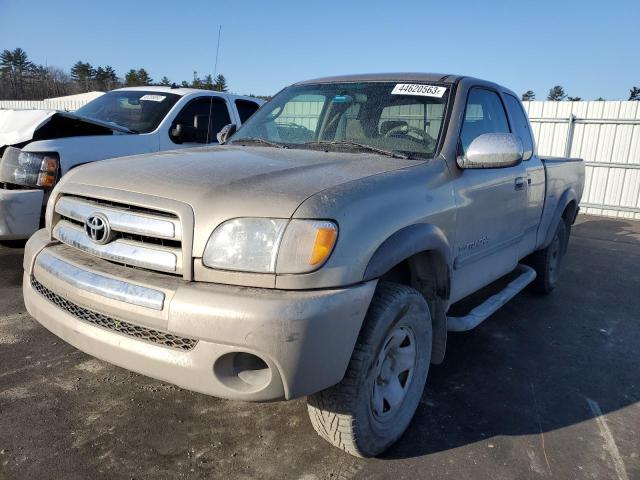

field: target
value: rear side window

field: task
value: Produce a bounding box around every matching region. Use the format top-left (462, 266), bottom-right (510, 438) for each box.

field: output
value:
top-left (503, 94), bottom-right (534, 160)
top-left (460, 88), bottom-right (510, 154)
top-left (235, 99), bottom-right (261, 123)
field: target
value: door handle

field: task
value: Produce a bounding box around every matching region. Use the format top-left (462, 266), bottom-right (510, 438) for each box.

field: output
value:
top-left (515, 177), bottom-right (525, 190)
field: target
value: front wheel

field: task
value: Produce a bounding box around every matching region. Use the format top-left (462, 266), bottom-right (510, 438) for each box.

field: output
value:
top-left (307, 282), bottom-right (432, 457)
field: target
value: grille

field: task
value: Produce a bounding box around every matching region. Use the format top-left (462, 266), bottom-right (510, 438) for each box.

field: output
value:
top-left (31, 278), bottom-right (197, 351)
top-left (53, 195), bottom-right (184, 276)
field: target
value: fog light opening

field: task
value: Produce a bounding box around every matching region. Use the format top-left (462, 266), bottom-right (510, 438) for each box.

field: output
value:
top-left (214, 352), bottom-right (271, 392)
top-left (234, 353), bottom-right (269, 386)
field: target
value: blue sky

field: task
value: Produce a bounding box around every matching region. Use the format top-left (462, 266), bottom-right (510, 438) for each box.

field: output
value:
top-left (0, 0), bottom-right (637, 100)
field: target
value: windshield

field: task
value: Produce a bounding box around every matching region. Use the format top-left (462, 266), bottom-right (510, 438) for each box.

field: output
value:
top-left (75, 90), bottom-right (181, 133)
top-left (231, 82), bottom-right (450, 158)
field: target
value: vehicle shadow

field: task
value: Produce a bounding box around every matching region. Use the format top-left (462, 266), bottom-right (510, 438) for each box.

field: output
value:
top-left (0, 244), bottom-right (25, 288)
top-left (384, 216), bottom-right (640, 459)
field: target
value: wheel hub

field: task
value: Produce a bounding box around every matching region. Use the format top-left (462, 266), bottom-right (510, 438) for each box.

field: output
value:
top-left (371, 326), bottom-right (417, 419)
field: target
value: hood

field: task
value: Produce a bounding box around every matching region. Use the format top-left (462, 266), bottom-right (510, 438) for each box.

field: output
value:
top-left (62, 145), bottom-right (421, 252)
top-left (0, 109), bottom-right (55, 149)
top-left (0, 110), bottom-right (125, 150)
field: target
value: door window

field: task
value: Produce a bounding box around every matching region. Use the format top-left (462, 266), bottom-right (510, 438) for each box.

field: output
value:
top-left (170, 97), bottom-right (231, 144)
top-left (235, 99), bottom-right (261, 123)
top-left (503, 94), bottom-right (534, 160)
top-left (460, 88), bottom-right (510, 154)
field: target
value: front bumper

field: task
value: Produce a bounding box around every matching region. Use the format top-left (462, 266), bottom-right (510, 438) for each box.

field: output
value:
top-left (23, 230), bottom-right (377, 401)
top-left (0, 188), bottom-right (44, 240)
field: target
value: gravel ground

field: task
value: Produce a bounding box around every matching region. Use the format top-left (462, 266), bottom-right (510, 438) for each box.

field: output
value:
top-left (1, 214), bottom-right (639, 480)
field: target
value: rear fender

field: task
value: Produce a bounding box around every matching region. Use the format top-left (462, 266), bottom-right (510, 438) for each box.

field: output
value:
top-left (542, 188), bottom-right (577, 248)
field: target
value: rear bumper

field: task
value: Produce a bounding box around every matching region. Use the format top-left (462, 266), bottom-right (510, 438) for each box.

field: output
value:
top-left (23, 230), bottom-right (376, 401)
top-left (0, 188), bottom-right (44, 240)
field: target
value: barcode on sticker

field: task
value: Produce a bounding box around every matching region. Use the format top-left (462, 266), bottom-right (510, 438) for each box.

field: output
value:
top-left (391, 84), bottom-right (447, 98)
top-left (140, 94), bottom-right (166, 102)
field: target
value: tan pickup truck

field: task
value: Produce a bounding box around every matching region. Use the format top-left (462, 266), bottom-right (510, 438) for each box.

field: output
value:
top-left (23, 73), bottom-right (584, 456)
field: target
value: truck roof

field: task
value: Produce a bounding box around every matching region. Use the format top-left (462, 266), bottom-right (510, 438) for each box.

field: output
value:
top-left (294, 73), bottom-right (464, 85)
top-left (110, 86), bottom-right (262, 103)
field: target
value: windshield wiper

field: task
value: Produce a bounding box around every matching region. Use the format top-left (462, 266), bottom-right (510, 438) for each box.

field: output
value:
top-left (233, 137), bottom-right (287, 149)
top-left (301, 141), bottom-right (409, 159)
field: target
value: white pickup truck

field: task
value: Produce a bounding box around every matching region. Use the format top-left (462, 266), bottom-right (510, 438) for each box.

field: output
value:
top-left (0, 86), bottom-right (263, 241)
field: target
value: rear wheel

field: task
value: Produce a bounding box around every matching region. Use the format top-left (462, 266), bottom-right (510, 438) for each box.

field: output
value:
top-left (526, 221), bottom-right (567, 294)
top-left (307, 282), bottom-right (432, 457)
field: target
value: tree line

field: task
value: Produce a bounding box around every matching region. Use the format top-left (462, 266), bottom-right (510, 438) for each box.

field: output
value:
top-left (0, 47), bottom-right (230, 100)
top-left (522, 85), bottom-right (640, 102)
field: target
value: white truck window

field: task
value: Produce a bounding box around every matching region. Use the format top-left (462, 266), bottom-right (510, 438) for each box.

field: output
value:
top-left (171, 97), bottom-right (231, 144)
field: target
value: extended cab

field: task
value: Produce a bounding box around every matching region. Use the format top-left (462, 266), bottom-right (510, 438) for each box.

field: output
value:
top-left (0, 87), bottom-right (263, 240)
top-left (22, 74), bottom-right (584, 457)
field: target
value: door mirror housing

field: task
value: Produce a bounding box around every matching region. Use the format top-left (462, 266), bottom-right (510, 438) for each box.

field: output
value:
top-left (217, 123), bottom-right (237, 144)
top-left (170, 123), bottom-right (198, 144)
top-left (458, 133), bottom-right (524, 169)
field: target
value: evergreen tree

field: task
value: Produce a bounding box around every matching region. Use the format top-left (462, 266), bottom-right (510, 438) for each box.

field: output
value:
top-left (159, 76), bottom-right (171, 86)
top-left (629, 87), bottom-right (640, 101)
top-left (136, 68), bottom-right (152, 85)
top-left (567, 96), bottom-right (582, 101)
top-left (213, 74), bottom-right (228, 92)
top-left (547, 86), bottom-right (566, 101)
top-left (203, 74), bottom-right (214, 90)
top-left (521, 90), bottom-right (535, 101)
top-left (70, 61), bottom-right (95, 91)
top-left (124, 69), bottom-right (139, 87)
top-left (0, 47), bottom-right (33, 97)
top-left (191, 71), bottom-right (203, 88)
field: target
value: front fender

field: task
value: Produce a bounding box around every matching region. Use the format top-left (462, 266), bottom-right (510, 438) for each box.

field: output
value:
top-left (363, 223), bottom-right (452, 281)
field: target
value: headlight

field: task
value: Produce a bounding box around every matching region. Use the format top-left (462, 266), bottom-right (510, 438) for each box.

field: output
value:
top-left (203, 218), bottom-right (338, 274)
top-left (0, 147), bottom-right (59, 188)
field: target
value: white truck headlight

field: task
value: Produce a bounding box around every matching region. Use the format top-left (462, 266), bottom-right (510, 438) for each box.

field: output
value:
top-left (0, 147), bottom-right (59, 188)
top-left (203, 218), bottom-right (338, 274)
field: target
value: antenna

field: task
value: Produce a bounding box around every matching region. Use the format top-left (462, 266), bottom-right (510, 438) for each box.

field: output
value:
top-left (213, 25), bottom-right (222, 78)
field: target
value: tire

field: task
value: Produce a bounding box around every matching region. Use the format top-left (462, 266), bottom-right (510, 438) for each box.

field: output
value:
top-left (526, 221), bottom-right (567, 294)
top-left (307, 282), bottom-right (432, 457)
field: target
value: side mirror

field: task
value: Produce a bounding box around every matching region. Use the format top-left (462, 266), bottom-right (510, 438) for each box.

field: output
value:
top-left (458, 133), bottom-right (523, 169)
top-left (217, 123), bottom-right (237, 144)
top-left (170, 123), bottom-right (197, 144)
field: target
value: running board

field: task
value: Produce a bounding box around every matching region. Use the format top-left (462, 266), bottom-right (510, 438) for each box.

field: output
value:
top-left (447, 264), bottom-right (537, 332)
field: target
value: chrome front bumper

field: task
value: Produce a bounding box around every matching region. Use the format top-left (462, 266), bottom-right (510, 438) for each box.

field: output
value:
top-left (23, 230), bottom-right (377, 401)
top-left (0, 188), bottom-right (44, 240)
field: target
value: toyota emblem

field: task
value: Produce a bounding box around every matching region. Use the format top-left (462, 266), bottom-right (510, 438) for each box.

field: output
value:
top-left (85, 213), bottom-right (114, 245)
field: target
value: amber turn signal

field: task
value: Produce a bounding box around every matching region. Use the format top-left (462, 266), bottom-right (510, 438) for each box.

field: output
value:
top-left (309, 226), bottom-right (338, 265)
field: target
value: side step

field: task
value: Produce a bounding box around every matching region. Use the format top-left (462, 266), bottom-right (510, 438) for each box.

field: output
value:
top-left (447, 264), bottom-right (537, 332)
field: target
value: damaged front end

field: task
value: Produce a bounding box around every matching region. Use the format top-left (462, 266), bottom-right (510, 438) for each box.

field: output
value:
top-left (0, 111), bottom-right (121, 240)
top-left (0, 148), bottom-right (56, 240)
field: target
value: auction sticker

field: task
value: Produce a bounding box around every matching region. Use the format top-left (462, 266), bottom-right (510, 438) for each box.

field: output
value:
top-left (140, 94), bottom-right (166, 102)
top-left (391, 84), bottom-right (447, 98)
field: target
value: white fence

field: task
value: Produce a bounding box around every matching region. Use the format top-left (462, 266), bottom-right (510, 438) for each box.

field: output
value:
top-left (523, 101), bottom-right (640, 220)
top-left (1, 96), bottom-right (639, 218)
top-left (0, 99), bottom-right (87, 111)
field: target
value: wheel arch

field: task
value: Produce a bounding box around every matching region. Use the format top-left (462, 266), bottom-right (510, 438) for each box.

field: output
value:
top-left (542, 188), bottom-right (578, 249)
top-left (363, 224), bottom-right (452, 364)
